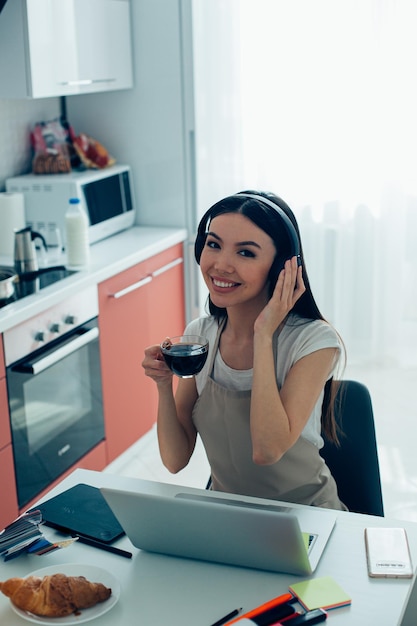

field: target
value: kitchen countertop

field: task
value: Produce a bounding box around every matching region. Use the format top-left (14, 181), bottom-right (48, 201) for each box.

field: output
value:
top-left (0, 226), bottom-right (188, 334)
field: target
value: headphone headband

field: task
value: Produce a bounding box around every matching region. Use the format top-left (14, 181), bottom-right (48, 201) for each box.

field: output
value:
top-left (236, 193), bottom-right (301, 264)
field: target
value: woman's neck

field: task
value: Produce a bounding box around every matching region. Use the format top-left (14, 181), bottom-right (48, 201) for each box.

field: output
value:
top-left (223, 302), bottom-right (289, 342)
top-left (224, 310), bottom-right (254, 341)
top-left (223, 296), bottom-right (270, 341)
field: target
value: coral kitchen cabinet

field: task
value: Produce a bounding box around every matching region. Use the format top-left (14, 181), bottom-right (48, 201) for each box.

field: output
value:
top-left (0, 334), bottom-right (19, 529)
top-left (99, 244), bottom-right (185, 463)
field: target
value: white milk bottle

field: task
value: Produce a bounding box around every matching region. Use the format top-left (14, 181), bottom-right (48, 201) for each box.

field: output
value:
top-left (65, 197), bottom-right (90, 269)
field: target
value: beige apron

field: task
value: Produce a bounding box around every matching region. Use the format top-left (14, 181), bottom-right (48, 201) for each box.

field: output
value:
top-left (192, 319), bottom-right (347, 510)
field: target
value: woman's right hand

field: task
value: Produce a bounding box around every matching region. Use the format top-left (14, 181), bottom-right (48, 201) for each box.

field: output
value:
top-left (142, 344), bottom-right (173, 386)
top-left (254, 256), bottom-right (305, 336)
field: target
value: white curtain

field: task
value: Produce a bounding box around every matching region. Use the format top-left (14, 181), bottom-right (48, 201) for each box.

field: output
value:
top-left (228, 0), bottom-right (417, 366)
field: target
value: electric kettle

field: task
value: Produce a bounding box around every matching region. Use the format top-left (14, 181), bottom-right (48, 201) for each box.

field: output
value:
top-left (14, 226), bottom-right (47, 275)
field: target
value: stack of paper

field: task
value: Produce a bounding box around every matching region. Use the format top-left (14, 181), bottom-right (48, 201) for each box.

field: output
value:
top-left (0, 510), bottom-right (44, 561)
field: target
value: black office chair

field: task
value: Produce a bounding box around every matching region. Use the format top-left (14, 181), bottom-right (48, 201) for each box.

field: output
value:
top-left (321, 380), bottom-right (384, 517)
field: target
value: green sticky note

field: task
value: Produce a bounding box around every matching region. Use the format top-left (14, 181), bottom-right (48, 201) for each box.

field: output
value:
top-left (289, 575), bottom-right (351, 611)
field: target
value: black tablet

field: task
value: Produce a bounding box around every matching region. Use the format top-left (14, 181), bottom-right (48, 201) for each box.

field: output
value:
top-left (31, 483), bottom-right (124, 544)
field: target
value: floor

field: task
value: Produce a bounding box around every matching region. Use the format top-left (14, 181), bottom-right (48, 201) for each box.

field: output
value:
top-left (104, 363), bottom-right (417, 522)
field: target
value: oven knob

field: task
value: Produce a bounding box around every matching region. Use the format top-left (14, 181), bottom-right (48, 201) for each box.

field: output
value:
top-left (49, 322), bottom-right (61, 333)
top-left (34, 331), bottom-right (45, 342)
top-left (64, 315), bottom-right (76, 325)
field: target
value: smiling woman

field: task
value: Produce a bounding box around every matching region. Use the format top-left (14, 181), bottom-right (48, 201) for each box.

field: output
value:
top-left (142, 191), bottom-right (347, 511)
top-left (199, 212), bottom-right (276, 311)
top-left (194, 192), bottom-right (305, 315)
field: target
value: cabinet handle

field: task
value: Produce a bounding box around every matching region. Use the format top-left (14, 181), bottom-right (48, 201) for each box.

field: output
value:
top-left (109, 258), bottom-right (183, 300)
top-left (152, 257), bottom-right (183, 278)
top-left (110, 275), bottom-right (152, 299)
top-left (15, 328), bottom-right (99, 376)
top-left (59, 78), bottom-right (116, 86)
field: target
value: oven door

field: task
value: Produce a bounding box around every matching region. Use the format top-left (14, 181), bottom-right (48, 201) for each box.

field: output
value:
top-left (7, 318), bottom-right (105, 508)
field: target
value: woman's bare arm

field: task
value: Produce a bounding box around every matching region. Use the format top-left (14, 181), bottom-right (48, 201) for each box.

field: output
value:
top-left (142, 344), bottom-right (198, 473)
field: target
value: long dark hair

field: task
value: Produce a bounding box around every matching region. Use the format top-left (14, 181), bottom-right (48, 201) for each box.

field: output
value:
top-left (194, 190), bottom-right (344, 444)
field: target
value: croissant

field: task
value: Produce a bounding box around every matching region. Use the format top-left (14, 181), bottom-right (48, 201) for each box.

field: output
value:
top-left (0, 573), bottom-right (111, 617)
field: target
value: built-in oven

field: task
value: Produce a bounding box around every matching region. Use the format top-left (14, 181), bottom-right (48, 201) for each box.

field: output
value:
top-left (3, 285), bottom-right (105, 509)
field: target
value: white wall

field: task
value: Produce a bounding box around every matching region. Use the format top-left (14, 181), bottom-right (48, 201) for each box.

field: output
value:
top-left (67, 0), bottom-right (191, 230)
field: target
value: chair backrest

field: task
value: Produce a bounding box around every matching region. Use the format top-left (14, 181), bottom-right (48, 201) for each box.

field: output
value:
top-left (320, 380), bottom-right (384, 516)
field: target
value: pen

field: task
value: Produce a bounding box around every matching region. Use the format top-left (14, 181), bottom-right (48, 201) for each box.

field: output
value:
top-left (74, 535), bottom-right (133, 559)
top-left (35, 538), bottom-right (80, 555)
top-left (210, 607), bottom-right (242, 626)
top-left (227, 594), bottom-right (294, 625)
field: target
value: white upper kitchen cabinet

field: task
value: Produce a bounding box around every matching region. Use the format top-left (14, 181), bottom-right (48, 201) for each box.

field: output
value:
top-left (0, 0), bottom-right (133, 98)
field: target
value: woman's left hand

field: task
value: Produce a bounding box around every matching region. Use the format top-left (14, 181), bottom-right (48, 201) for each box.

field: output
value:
top-left (254, 256), bottom-right (306, 335)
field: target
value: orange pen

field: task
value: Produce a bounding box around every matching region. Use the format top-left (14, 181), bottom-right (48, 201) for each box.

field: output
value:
top-left (226, 593), bottom-right (294, 625)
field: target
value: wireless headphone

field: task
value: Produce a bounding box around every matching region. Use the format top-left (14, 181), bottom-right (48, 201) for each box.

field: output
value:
top-left (236, 192), bottom-right (301, 266)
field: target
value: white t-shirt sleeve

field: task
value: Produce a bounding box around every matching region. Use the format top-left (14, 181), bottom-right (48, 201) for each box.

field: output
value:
top-left (277, 319), bottom-right (341, 384)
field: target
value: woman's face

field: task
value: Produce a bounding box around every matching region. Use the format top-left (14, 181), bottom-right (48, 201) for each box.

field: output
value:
top-left (199, 212), bottom-right (277, 310)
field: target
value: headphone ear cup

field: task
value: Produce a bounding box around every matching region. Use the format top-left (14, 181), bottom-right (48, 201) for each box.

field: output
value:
top-left (268, 255), bottom-right (286, 291)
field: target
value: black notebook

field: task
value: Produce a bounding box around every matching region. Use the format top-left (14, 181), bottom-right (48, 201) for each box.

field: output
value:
top-left (31, 483), bottom-right (125, 544)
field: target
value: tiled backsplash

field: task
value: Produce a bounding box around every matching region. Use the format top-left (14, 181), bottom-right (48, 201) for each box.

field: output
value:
top-left (0, 97), bottom-right (60, 190)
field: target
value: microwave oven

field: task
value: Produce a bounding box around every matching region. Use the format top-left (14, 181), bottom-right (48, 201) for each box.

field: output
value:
top-left (6, 164), bottom-right (136, 247)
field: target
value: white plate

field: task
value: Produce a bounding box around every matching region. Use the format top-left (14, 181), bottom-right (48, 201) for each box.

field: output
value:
top-left (9, 563), bottom-right (120, 624)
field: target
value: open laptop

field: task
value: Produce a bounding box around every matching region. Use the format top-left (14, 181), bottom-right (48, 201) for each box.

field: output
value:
top-left (398, 569), bottom-right (417, 626)
top-left (101, 484), bottom-right (337, 575)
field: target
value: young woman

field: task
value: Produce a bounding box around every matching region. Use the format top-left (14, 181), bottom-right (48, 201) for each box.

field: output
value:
top-left (142, 191), bottom-right (347, 510)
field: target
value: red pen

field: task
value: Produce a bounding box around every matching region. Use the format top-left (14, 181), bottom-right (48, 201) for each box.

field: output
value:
top-left (226, 593), bottom-right (294, 625)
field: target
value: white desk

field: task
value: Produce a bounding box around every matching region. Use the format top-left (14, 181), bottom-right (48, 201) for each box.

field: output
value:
top-left (0, 469), bottom-right (416, 626)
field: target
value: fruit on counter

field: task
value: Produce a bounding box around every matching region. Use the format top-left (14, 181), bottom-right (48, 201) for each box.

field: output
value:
top-left (73, 133), bottom-right (116, 169)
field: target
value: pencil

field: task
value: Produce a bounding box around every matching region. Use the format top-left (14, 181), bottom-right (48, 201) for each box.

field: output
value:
top-left (210, 607), bottom-right (242, 626)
